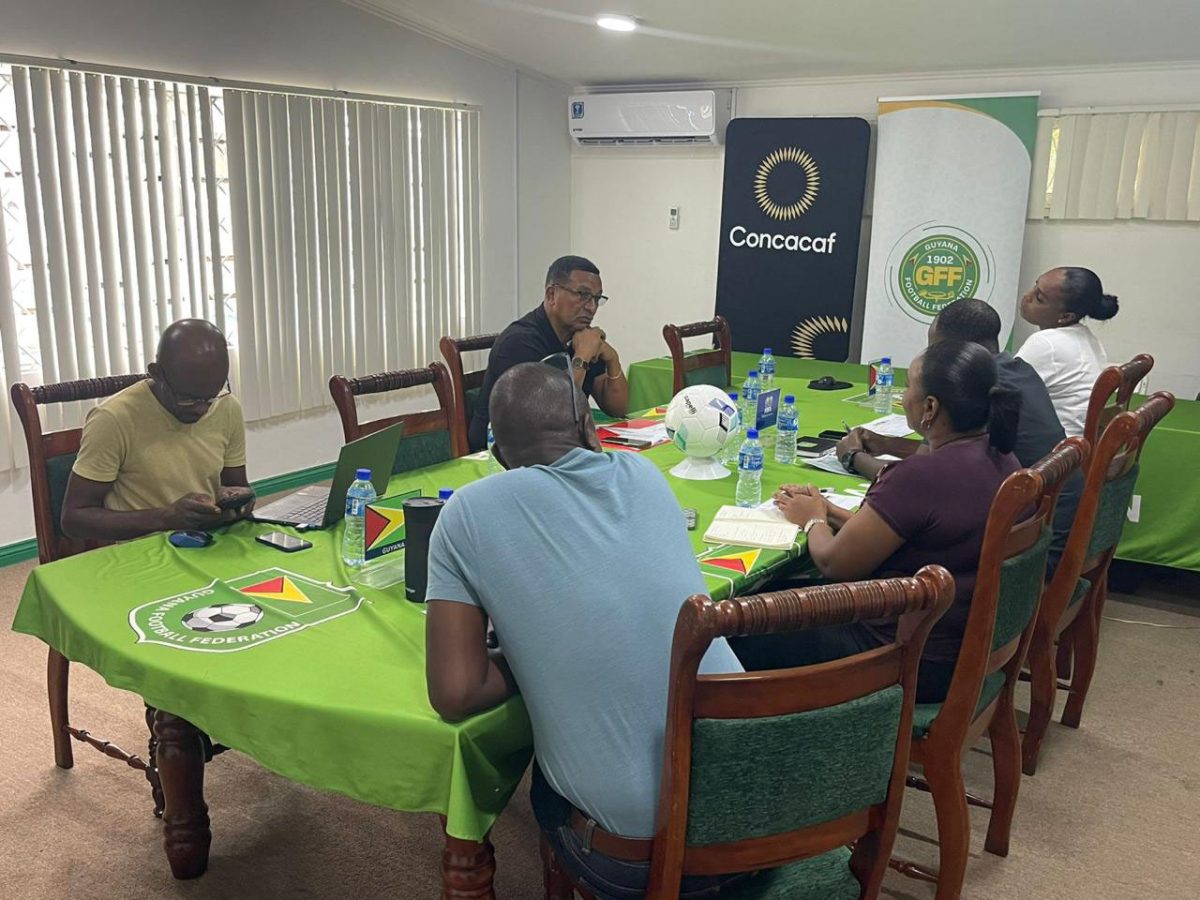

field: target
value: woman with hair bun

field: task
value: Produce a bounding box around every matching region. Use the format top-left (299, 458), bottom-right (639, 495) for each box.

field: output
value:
top-left (732, 340), bottom-right (1023, 703)
top-left (1016, 266), bottom-right (1118, 436)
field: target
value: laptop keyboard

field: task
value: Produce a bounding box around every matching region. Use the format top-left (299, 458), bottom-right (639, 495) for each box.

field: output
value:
top-left (289, 499), bottom-right (328, 525)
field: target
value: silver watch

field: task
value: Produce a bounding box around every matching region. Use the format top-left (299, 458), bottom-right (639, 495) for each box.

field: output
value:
top-left (803, 517), bottom-right (828, 535)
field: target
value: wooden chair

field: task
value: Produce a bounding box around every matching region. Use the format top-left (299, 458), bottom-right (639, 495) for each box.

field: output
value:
top-left (328, 362), bottom-right (462, 472)
top-left (543, 565), bottom-right (956, 900)
top-left (10, 375), bottom-right (165, 812)
top-left (893, 438), bottom-right (1086, 900)
top-left (1022, 392), bottom-right (1175, 776)
top-left (662, 316), bottom-right (733, 395)
top-left (439, 332), bottom-right (499, 456)
top-left (1082, 353), bottom-right (1153, 449)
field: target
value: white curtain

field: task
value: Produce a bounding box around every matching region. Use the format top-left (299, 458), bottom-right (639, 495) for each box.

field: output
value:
top-left (1029, 110), bottom-right (1200, 221)
top-left (223, 91), bottom-right (481, 421)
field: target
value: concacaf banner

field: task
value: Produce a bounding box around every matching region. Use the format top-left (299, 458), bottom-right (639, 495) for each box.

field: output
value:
top-left (715, 117), bottom-right (870, 361)
top-left (861, 93), bottom-right (1039, 366)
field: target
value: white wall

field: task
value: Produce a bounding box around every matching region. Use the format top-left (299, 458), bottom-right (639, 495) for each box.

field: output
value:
top-left (572, 64), bottom-right (1200, 395)
top-left (0, 0), bottom-right (572, 546)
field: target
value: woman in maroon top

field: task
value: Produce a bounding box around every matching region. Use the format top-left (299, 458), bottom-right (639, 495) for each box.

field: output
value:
top-left (731, 340), bottom-right (1022, 703)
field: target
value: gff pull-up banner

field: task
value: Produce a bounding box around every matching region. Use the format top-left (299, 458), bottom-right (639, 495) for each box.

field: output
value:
top-left (861, 93), bottom-right (1039, 366)
top-left (715, 117), bottom-right (870, 362)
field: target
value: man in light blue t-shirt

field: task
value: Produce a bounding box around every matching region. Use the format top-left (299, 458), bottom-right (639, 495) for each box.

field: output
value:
top-left (425, 362), bottom-right (744, 899)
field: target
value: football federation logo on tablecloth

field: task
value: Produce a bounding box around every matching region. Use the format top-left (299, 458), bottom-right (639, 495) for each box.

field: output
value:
top-left (129, 567), bottom-right (362, 653)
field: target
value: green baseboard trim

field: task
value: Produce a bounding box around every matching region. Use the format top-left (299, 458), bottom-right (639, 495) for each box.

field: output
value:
top-left (0, 462), bottom-right (336, 570)
top-left (251, 461), bottom-right (336, 498)
top-left (0, 538), bottom-right (39, 568)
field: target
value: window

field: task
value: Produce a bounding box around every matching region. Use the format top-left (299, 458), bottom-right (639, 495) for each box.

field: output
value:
top-left (0, 60), bottom-right (481, 471)
top-left (1030, 110), bottom-right (1200, 221)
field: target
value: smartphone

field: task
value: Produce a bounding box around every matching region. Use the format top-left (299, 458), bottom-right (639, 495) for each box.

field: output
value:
top-left (255, 531), bottom-right (312, 553)
top-left (683, 507), bottom-right (698, 531)
top-left (218, 488), bottom-right (256, 511)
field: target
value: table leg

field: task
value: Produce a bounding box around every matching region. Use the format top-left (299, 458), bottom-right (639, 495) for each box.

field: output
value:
top-left (441, 828), bottom-right (496, 900)
top-left (153, 710), bottom-right (211, 879)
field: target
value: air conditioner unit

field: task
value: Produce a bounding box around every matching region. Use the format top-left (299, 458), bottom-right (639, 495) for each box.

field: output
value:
top-left (568, 90), bottom-right (733, 146)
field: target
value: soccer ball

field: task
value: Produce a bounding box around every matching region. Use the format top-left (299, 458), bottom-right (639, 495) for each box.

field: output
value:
top-left (182, 603), bottom-right (264, 633)
top-left (664, 384), bottom-right (739, 460)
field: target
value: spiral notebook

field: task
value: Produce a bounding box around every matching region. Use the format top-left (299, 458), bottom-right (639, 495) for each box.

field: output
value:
top-left (702, 505), bottom-right (799, 550)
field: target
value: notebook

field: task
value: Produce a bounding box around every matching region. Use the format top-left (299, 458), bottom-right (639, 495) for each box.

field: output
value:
top-left (702, 505), bottom-right (800, 550)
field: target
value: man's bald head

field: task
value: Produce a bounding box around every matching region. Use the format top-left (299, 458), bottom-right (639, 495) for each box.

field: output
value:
top-left (489, 363), bottom-right (598, 468)
top-left (150, 319), bottom-right (230, 423)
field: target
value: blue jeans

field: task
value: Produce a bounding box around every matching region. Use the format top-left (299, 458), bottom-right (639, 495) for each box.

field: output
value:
top-left (530, 764), bottom-right (753, 900)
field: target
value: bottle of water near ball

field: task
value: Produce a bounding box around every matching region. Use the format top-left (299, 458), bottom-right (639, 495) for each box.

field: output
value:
top-left (342, 468), bottom-right (377, 568)
top-left (873, 357), bottom-right (894, 414)
top-left (775, 394), bottom-right (799, 465)
top-left (740, 369), bottom-right (761, 432)
top-left (758, 348), bottom-right (776, 389)
top-left (722, 391), bottom-right (742, 467)
top-left (736, 429), bottom-right (764, 508)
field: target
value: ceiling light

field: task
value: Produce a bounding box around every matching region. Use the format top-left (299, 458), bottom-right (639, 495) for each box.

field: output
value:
top-left (596, 14), bottom-right (638, 32)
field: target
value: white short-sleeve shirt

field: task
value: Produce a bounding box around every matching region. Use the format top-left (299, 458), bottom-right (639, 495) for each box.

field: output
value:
top-left (1015, 323), bottom-right (1108, 437)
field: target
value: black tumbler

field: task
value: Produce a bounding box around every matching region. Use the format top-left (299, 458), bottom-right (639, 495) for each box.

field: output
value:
top-left (404, 497), bottom-right (445, 603)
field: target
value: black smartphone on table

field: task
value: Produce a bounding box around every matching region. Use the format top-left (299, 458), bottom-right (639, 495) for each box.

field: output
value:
top-left (255, 531), bottom-right (313, 553)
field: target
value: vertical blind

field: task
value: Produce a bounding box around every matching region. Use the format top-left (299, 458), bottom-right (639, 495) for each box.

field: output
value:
top-left (0, 61), bottom-right (481, 471)
top-left (223, 91), bottom-right (480, 421)
top-left (1029, 111), bottom-right (1200, 221)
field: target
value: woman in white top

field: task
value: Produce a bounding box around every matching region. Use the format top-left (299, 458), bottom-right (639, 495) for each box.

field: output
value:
top-left (1015, 267), bottom-right (1118, 437)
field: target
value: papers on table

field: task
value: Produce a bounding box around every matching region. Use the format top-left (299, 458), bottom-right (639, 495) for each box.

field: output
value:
top-left (598, 419), bottom-right (671, 451)
top-left (826, 493), bottom-right (863, 511)
top-left (604, 422), bottom-right (670, 443)
top-left (703, 505), bottom-right (799, 550)
top-left (858, 413), bottom-right (914, 437)
top-left (801, 452), bottom-right (854, 476)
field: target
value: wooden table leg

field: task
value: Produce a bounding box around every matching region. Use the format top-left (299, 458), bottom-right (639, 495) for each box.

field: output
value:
top-left (153, 710), bottom-right (211, 879)
top-left (441, 827), bottom-right (496, 900)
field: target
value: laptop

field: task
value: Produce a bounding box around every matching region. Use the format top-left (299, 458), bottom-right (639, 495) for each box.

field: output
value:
top-left (252, 423), bottom-right (405, 530)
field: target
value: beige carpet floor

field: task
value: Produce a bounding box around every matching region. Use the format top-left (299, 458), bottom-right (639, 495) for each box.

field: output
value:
top-left (2, 557), bottom-right (1197, 900)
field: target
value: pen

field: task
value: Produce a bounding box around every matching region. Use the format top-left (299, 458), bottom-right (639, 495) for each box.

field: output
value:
top-left (842, 420), bottom-right (851, 433)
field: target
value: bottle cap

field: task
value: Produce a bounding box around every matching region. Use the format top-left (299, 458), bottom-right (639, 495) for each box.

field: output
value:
top-left (748, 369), bottom-right (758, 377)
top-left (747, 429), bottom-right (759, 439)
top-left (438, 488), bottom-right (454, 500)
top-left (356, 468), bottom-right (372, 481)
top-left (784, 394), bottom-right (795, 403)
top-left (763, 347), bottom-right (773, 355)
top-left (728, 392), bottom-right (738, 400)
top-left (881, 357), bottom-right (891, 365)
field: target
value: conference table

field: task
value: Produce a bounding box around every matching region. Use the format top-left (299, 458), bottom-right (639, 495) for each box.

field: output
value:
top-left (629, 351), bottom-right (1200, 573)
top-left (12, 367), bottom-right (891, 898)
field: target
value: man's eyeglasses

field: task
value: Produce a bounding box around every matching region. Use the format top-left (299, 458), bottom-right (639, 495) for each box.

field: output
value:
top-left (541, 352), bottom-right (580, 426)
top-left (551, 283), bottom-right (609, 308)
top-left (158, 369), bottom-right (231, 409)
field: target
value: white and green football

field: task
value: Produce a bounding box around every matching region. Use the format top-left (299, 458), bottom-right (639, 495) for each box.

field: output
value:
top-left (664, 384), bottom-right (739, 460)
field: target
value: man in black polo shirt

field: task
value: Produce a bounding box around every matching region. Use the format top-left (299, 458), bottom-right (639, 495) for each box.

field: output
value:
top-left (468, 255), bottom-right (629, 450)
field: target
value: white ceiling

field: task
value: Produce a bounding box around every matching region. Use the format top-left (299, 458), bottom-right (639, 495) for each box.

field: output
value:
top-left (348, 0), bottom-right (1200, 86)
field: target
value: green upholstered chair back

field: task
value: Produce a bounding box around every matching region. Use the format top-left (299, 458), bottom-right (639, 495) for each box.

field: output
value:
top-left (682, 362), bottom-right (730, 392)
top-left (464, 386), bottom-right (482, 430)
top-left (46, 453), bottom-right (77, 537)
top-left (686, 684), bottom-right (902, 845)
top-left (663, 317), bottom-right (732, 397)
top-left (328, 363), bottom-right (463, 461)
top-left (644, 567), bottom-right (955, 900)
top-left (1085, 462), bottom-right (1139, 559)
top-left (393, 429), bottom-right (454, 475)
top-left (992, 526), bottom-right (1053, 652)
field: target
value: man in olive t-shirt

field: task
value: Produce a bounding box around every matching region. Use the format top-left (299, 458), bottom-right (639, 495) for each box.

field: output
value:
top-left (61, 319), bottom-right (253, 541)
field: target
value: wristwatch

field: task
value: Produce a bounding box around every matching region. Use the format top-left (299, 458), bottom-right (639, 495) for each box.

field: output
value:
top-left (840, 449), bottom-right (861, 474)
top-left (803, 517), bottom-right (829, 535)
top-left (571, 355), bottom-right (590, 370)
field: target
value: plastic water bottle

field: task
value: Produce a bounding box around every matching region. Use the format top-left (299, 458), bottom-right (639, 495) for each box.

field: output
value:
top-left (735, 429), bottom-right (764, 508)
top-left (740, 369), bottom-right (761, 433)
top-left (486, 422), bottom-right (502, 473)
top-left (722, 391), bottom-right (742, 467)
top-left (873, 357), bottom-right (894, 414)
top-left (342, 468), bottom-right (378, 567)
top-left (758, 348), bottom-right (776, 389)
top-left (775, 394), bottom-right (799, 465)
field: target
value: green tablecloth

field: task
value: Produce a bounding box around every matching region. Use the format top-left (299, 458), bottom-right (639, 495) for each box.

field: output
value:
top-left (629, 350), bottom-right (1200, 573)
top-left (10, 393), bottom-right (885, 843)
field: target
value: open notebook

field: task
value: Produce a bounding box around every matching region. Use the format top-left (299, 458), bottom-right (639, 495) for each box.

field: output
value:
top-left (702, 505), bottom-right (800, 550)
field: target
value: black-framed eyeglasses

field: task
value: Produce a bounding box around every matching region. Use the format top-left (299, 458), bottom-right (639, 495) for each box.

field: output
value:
top-left (551, 283), bottom-right (609, 308)
top-left (541, 352), bottom-right (580, 426)
top-left (157, 369), bottom-right (231, 409)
